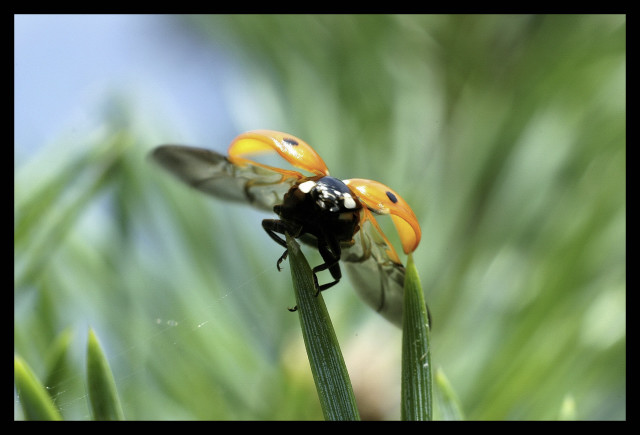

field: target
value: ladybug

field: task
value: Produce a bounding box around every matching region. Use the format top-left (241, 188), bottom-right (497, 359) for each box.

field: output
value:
top-left (151, 130), bottom-right (422, 326)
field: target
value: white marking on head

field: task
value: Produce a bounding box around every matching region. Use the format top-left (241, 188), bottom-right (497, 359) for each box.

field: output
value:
top-left (298, 180), bottom-right (316, 193)
top-left (343, 193), bottom-right (356, 209)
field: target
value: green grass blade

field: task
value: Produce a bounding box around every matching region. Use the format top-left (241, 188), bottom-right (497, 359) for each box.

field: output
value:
top-left (43, 329), bottom-right (75, 402)
top-left (286, 233), bottom-right (360, 421)
top-left (401, 254), bottom-right (432, 421)
top-left (14, 356), bottom-right (62, 421)
top-left (86, 329), bottom-right (124, 420)
top-left (434, 368), bottom-right (465, 421)
top-left (15, 131), bottom-right (133, 287)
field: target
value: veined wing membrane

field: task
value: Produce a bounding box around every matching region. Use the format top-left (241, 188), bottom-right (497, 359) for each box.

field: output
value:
top-left (151, 145), bottom-right (299, 212)
top-left (340, 216), bottom-right (406, 327)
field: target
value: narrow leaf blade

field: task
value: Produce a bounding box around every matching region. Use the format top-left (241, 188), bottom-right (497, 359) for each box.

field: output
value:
top-left (86, 329), bottom-right (124, 420)
top-left (401, 254), bottom-right (433, 420)
top-left (286, 233), bottom-right (360, 421)
top-left (434, 368), bottom-right (465, 420)
top-left (14, 356), bottom-right (62, 421)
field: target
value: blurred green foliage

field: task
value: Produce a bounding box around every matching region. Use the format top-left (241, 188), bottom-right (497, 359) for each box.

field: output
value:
top-left (15, 15), bottom-right (625, 420)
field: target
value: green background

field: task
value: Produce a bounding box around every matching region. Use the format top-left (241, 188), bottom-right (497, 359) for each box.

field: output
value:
top-left (15, 14), bottom-right (625, 420)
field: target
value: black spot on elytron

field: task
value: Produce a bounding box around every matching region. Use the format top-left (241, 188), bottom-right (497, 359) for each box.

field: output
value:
top-left (283, 137), bottom-right (299, 146)
top-left (386, 191), bottom-right (398, 203)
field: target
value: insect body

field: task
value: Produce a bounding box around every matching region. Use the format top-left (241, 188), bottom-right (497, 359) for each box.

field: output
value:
top-left (263, 176), bottom-right (362, 293)
top-left (151, 130), bottom-right (422, 327)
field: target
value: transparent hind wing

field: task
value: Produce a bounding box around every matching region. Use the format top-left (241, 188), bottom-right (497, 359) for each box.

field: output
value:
top-left (341, 217), bottom-right (406, 327)
top-left (151, 145), bottom-right (300, 212)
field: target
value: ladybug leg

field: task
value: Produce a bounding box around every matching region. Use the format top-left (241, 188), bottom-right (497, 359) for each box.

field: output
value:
top-left (276, 251), bottom-right (288, 271)
top-left (287, 241), bottom-right (341, 312)
top-left (262, 219), bottom-right (291, 248)
top-left (262, 219), bottom-right (303, 271)
top-left (262, 218), bottom-right (306, 314)
top-left (312, 236), bottom-right (342, 295)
